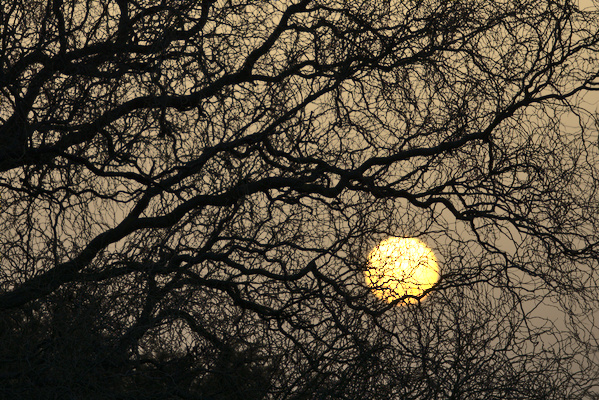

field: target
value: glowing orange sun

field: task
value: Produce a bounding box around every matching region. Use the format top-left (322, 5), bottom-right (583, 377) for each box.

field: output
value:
top-left (364, 237), bottom-right (440, 304)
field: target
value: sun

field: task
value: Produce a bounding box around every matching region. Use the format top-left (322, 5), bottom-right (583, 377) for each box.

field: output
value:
top-left (364, 237), bottom-right (440, 304)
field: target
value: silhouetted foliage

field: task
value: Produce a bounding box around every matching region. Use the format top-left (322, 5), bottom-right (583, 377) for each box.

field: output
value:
top-left (2, 0), bottom-right (599, 398)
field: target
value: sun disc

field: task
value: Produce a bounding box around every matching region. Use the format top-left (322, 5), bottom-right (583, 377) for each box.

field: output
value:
top-left (364, 237), bottom-right (439, 304)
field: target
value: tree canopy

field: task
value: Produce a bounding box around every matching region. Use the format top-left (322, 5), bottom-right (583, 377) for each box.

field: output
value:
top-left (2, 0), bottom-right (599, 398)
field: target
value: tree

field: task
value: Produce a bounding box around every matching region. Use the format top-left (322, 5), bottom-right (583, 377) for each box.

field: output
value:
top-left (1, 0), bottom-right (599, 398)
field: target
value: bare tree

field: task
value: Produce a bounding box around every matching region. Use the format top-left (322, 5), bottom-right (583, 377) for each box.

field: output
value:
top-left (2, 0), bottom-right (599, 398)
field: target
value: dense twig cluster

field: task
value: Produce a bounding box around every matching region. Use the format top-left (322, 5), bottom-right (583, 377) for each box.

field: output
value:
top-left (1, 0), bottom-right (599, 398)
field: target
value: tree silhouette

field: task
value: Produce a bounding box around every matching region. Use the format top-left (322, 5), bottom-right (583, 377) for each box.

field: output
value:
top-left (2, 0), bottom-right (599, 398)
